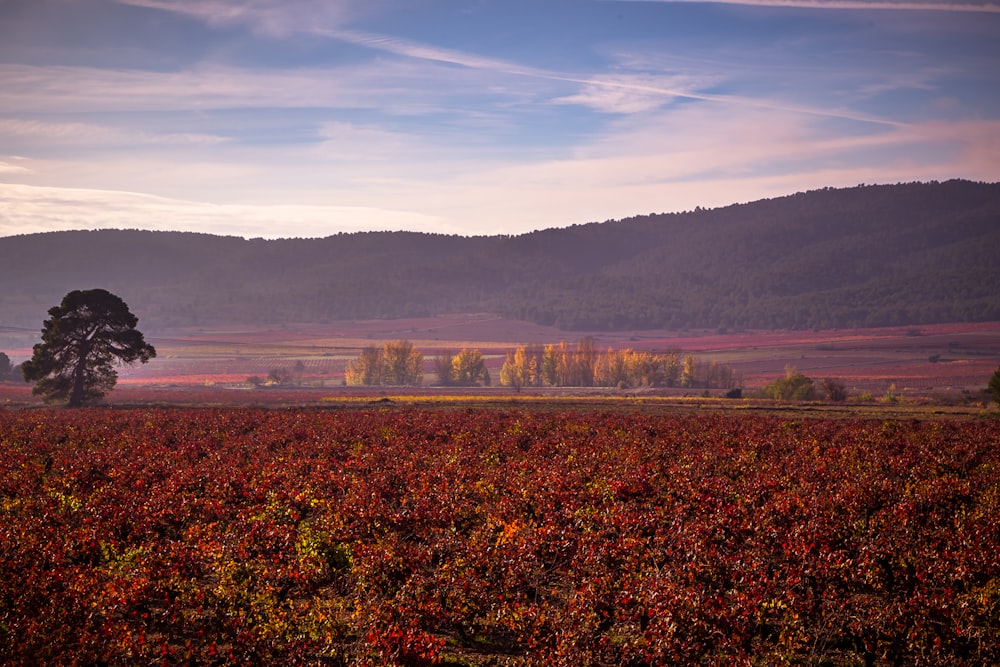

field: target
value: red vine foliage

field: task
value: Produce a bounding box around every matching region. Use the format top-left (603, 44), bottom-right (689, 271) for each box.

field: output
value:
top-left (1, 408), bottom-right (998, 665)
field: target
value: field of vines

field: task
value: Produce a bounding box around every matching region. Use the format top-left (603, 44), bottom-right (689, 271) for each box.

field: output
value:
top-left (2, 408), bottom-right (998, 666)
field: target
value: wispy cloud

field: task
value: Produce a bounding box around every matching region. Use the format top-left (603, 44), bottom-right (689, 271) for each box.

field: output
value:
top-left (0, 64), bottom-right (359, 113)
top-left (0, 119), bottom-right (227, 147)
top-left (1, 113), bottom-right (997, 237)
top-left (0, 159), bottom-right (31, 175)
top-left (323, 29), bottom-right (906, 127)
top-left (113, 3), bottom-right (891, 127)
top-left (553, 73), bottom-right (719, 114)
top-left (0, 57), bottom-right (547, 120)
top-left (0, 183), bottom-right (449, 238)
top-left (312, 121), bottom-right (430, 162)
top-left (856, 69), bottom-right (944, 98)
top-left (326, 29), bottom-right (542, 76)
top-left (618, 0), bottom-right (1000, 12)
top-left (410, 109), bottom-right (1000, 233)
top-left (2, 0), bottom-right (996, 239)
top-left (6, 3), bottom-right (911, 131)
top-left (114, 0), bottom-right (362, 36)
top-left (547, 72), bottom-right (904, 126)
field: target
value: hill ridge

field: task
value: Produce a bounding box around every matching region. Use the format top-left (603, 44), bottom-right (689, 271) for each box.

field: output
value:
top-left (2, 180), bottom-right (998, 332)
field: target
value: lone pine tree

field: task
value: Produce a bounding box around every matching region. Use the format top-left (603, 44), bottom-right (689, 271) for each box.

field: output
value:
top-left (22, 289), bottom-right (156, 407)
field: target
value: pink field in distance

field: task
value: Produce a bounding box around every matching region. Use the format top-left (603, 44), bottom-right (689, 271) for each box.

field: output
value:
top-left (3, 315), bottom-right (998, 405)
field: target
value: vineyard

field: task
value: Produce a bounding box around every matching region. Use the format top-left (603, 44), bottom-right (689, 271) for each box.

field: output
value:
top-left (2, 408), bottom-right (998, 665)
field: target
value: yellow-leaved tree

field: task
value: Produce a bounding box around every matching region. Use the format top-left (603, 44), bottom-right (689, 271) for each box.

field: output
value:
top-left (345, 340), bottom-right (423, 386)
top-left (451, 349), bottom-right (490, 386)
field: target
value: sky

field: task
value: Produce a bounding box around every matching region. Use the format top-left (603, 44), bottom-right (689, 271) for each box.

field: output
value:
top-left (1, 0), bottom-right (999, 239)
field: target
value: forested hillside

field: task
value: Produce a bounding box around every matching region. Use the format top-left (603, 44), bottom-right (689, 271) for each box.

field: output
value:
top-left (2, 180), bottom-right (998, 332)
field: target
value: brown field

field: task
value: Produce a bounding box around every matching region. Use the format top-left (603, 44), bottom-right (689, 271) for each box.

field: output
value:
top-left (2, 314), bottom-right (999, 411)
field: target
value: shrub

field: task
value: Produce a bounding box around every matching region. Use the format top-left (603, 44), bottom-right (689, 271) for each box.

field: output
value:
top-left (821, 378), bottom-right (848, 402)
top-left (762, 367), bottom-right (815, 401)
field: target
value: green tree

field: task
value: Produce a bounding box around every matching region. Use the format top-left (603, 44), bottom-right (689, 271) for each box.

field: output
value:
top-left (0, 352), bottom-right (11, 381)
top-left (989, 365), bottom-right (1000, 407)
top-left (762, 366), bottom-right (815, 401)
top-left (22, 289), bottom-right (155, 407)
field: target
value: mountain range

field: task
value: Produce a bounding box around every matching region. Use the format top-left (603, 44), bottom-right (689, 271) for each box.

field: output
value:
top-left (2, 179), bottom-right (998, 334)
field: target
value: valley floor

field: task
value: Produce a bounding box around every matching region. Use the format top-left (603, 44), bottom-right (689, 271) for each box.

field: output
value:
top-left (2, 316), bottom-right (998, 410)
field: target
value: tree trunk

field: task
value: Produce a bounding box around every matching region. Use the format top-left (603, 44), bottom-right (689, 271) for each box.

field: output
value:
top-left (68, 342), bottom-right (89, 408)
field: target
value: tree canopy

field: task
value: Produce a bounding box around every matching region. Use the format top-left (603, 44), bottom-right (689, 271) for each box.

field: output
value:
top-left (345, 340), bottom-right (423, 386)
top-left (761, 367), bottom-right (816, 401)
top-left (989, 365), bottom-right (1000, 407)
top-left (22, 289), bottom-right (156, 406)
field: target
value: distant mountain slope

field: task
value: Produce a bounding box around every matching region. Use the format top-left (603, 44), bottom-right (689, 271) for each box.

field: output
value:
top-left (2, 180), bottom-right (998, 332)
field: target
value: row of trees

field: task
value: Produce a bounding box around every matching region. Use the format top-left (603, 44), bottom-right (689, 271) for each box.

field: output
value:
top-left (498, 338), bottom-right (741, 391)
top-left (12, 288), bottom-right (1000, 407)
top-left (434, 349), bottom-right (491, 386)
top-left (340, 338), bottom-right (744, 390)
top-left (344, 340), bottom-right (424, 386)
top-left (344, 343), bottom-right (493, 387)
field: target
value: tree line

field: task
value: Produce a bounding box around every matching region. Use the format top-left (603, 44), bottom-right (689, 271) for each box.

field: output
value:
top-left (343, 343), bottom-right (493, 387)
top-left (340, 338), bottom-right (741, 391)
top-left (345, 340), bottom-right (425, 386)
top-left (434, 349), bottom-right (491, 387)
top-left (498, 338), bottom-right (741, 391)
top-left (3, 180), bottom-right (998, 333)
top-left (8, 289), bottom-right (1000, 407)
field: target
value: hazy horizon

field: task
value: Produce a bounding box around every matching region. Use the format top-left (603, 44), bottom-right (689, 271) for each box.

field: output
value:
top-left (2, 0), bottom-right (999, 239)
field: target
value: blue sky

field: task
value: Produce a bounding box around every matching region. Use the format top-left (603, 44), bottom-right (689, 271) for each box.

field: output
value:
top-left (1, 0), bottom-right (998, 238)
